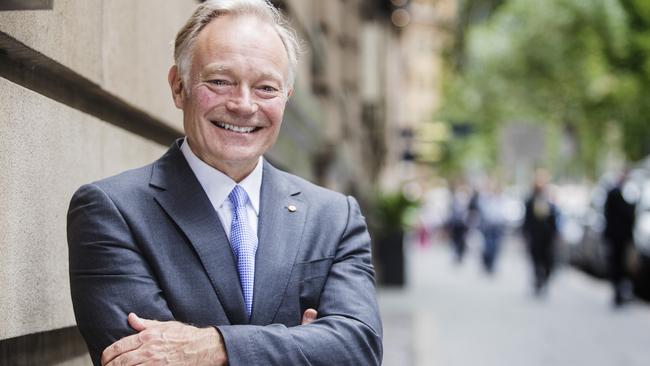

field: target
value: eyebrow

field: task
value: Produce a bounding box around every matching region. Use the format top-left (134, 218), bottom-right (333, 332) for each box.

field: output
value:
top-left (202, 64), bottom-right (230, 75)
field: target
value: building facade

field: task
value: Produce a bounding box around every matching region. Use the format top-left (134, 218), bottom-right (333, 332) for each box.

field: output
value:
top-left (380, 0), bottom-right (457, 193)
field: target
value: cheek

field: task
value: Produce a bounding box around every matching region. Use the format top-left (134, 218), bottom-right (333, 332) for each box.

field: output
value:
top-left (261, 100), bottom-right (287, 124)
top-left (193, 86), bottom-right (220, 109)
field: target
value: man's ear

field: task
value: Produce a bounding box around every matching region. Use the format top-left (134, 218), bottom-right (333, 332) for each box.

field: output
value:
top-left (287, 88), bottom-right (293, 98)
top-left (168, 65), bottom-right (185, 109)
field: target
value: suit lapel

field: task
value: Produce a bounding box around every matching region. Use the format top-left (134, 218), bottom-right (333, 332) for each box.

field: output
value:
top-left (251, 161), bottom-right (307, 325)
top-left (149, 142), bottom-right (248, 325)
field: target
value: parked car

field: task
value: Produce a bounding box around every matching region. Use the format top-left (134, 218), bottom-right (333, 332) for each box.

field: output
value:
top-left (565, 178), bottom-right (610, 278)
top-left (565, 159), bottom-right (650, 301)
top-left (555, 183), bottom-right (591, 264)
top-left (632, 160), bottom-right (650, 300)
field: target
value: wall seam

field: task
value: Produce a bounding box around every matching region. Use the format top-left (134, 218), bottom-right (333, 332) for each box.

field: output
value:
top-left (0, 31), bottom-right (182, 147)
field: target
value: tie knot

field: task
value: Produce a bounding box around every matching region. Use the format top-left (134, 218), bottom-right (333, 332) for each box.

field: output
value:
top-left (228, 185), bottom-right (248, 209)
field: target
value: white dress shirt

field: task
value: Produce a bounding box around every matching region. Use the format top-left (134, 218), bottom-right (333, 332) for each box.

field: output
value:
top-left (180, 139), bottom-right (262, 240)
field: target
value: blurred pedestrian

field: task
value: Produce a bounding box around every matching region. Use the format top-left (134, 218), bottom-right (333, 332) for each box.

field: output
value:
top-left (603, 171), bottom-right (636, 307)
top-left (477, 181), bottom-right (507, 274)
top-left (446, 183), bottom-right (470, 263)
top-left (522, 170), bottom-right (558, 296)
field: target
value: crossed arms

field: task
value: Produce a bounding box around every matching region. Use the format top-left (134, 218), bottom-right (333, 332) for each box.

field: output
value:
top-left (67, 183), bottom-right (382, 365)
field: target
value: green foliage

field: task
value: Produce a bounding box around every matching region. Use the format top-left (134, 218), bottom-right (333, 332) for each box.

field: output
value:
top-left (370, 191), bottom-right (418, 235)
top-left (440, 0), bottom-right (650, 177)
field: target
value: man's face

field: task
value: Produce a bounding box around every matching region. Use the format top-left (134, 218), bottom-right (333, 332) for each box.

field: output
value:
top-left (170, 14), bottom-right (291, 179)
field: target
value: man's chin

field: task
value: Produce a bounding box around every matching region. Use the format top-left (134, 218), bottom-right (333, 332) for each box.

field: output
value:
top-left (210, 152), bottom-right (262, 167)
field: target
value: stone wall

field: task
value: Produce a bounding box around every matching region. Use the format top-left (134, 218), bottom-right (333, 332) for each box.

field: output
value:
top-left (0, 1), bottom-right (195, 364)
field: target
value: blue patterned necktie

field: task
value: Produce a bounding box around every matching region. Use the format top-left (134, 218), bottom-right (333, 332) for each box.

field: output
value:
top-left (228, 185), bottom-right (258, 318)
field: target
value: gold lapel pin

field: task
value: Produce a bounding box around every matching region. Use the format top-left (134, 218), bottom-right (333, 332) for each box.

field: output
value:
top-left (287, 204), bottom-right (297, 212)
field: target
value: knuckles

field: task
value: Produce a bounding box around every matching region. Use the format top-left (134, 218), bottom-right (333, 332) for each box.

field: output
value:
top-left (101, 342), bottom-right (122, 362)
top-left (105, 343), bottom-right (119, 356)
top-left (139, 330), bottom-right (158, 343)
top-left (114, 353), bottom-right (132, 366)
top-left (141, 348), bottom-right (156, 359)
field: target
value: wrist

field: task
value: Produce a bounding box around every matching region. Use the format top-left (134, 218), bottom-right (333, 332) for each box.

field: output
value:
top-left (203, 326), bottom-right (228, 366)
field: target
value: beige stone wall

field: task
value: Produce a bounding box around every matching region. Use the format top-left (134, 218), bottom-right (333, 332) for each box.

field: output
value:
top-left (0, 77), bottom-right (166, 340)
top-left (0, 0), bottom-right (194, 131)
top-left (0, 1), bottom-right (195, 363)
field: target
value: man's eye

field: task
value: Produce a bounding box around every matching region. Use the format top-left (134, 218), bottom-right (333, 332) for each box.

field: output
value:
top-left (260, 85), bottom-right (279, 93)
top-left (208, 80), bottom-right (230, 86)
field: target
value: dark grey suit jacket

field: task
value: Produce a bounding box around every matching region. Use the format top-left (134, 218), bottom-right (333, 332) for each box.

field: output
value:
top-left (67, 140), bottom-right (382, 365)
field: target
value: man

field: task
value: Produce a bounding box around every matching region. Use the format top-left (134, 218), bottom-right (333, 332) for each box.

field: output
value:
top-left (522, 169), bottom-right (558, 296)
top-left (67, 1), bottom-right (382, 365)
top-left (603, 171), bottom-right (636, 307)
top-left (477, 181), bottom-right (506, 275)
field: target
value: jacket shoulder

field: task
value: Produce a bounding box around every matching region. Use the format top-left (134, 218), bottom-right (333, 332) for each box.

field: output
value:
top-left (76, 162), bottom-right (156, 200)
top-left (273, 168), bottom-right (348, 204)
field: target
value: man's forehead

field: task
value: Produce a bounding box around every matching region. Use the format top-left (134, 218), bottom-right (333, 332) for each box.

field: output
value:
top-left (195, 17), bottom-right (287, 57)
top-left (192, 20), bottom-right (287, 79)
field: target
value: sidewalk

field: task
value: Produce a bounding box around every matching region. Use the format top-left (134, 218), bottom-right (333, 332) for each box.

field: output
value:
top-left (378, 234), bottom-right (650, 366)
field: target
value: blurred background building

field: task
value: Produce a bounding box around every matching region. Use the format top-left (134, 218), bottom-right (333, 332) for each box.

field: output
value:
top-left (380, 0), bottom-right (456, 192)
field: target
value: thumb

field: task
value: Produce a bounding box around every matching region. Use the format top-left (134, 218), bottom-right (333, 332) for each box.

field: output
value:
top-left (127, 312), bottom-right (147, 332)
top-left (301, 308), bottom-right (318, 325)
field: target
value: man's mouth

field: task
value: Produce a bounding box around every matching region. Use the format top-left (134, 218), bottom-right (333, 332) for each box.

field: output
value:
top-left (211, 121), bottom-right (260, 134)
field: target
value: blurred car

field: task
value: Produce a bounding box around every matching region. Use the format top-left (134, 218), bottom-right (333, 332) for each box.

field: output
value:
top-left (563, 179), bottom-right (610, 278)
top-left (555, 183), bottom-right (591, 264)
top-left (501, 187), bottom-right (526, 230)
top-left (632, 160), bottom-right (650, 300)
top-left (565, 159), bottom-right (650, 301)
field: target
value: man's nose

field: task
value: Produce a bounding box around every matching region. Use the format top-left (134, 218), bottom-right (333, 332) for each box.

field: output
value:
top-left (226, 87), bottom-right (258, 115)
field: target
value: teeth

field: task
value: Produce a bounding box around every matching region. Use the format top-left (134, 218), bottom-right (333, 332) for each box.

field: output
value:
top-left (217, 122), bottom-right (256, 133)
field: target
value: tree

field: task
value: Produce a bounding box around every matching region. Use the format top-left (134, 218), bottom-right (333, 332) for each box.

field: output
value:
top-left (440, 0), bottom-right (650, 178)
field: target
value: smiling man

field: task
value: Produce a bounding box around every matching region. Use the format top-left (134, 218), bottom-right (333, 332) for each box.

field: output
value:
top-left (66, 1), bottom-right (382, 365)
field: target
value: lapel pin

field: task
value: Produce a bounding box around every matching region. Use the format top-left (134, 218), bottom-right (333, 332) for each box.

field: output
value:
top-left (287, 204), bottom-right (297, 212)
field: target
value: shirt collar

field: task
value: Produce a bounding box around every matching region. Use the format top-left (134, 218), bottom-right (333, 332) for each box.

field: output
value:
top-left (180, 138), bottom-right (262, 215)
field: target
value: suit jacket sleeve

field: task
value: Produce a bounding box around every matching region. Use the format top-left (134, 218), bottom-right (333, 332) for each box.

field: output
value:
top-left (217, 196), bottom-right (383, 365)
top-left (67, 183), bottom-right (174, 366)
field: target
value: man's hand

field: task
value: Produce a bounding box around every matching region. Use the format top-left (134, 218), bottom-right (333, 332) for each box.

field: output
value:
top-left (102, 309), bottom-right (318, 365)
top-left (101, 313), bottom-right (227, 366)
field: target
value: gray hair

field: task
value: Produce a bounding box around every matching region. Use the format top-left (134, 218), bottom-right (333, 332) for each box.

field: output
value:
top-left (174, 0), bottom-right (301, 92)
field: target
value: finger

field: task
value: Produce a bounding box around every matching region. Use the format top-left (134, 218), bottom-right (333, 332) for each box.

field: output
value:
top-left (128, 313), bottom-right (162, 331)
top-left (101, 334), bottom-right (142, 366)
top-left (301, 308), bottom-right (318, 325)
top-left (128, 312), bottom-right (146, 332)
top-left (105, 349), bottom-right (146, 366)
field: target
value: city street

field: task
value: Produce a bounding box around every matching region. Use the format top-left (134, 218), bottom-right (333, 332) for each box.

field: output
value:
top-left (379, 234), bottom-right (650, 366)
